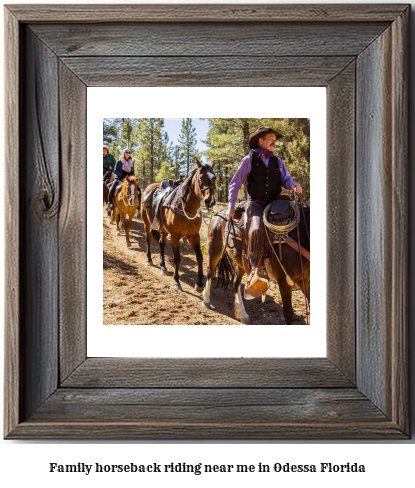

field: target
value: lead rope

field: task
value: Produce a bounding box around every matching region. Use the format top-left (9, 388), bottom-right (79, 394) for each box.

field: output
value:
top-left (179, 172), bottom-right (204, 220)
top-left (180, 200), bottom-right (202, 220)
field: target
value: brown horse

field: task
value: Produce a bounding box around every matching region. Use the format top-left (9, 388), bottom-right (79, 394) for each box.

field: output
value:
top-left (113, 176), bottom-right (139, 248)
top-left (202, 206), bottom-right (310, 324)
top-left (142, 159), bottom-right (216, 291)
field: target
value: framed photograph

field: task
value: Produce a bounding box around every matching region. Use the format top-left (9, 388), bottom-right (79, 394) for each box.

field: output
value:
top-left (94, 93), bottom-right (324, 357)
top-left (4, 4), bottom-right (409, 439)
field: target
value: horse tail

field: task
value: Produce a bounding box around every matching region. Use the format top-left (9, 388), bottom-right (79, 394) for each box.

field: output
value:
top-left (213, 250), bottom-right (237, 290)
top-left (150, 229), bottom-right (161, 243)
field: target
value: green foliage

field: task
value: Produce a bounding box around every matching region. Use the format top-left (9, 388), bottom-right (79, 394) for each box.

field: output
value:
top-left (135, 118), bottom-right (165, 188)
top-left (177, 118), bottom-right (197, 175)
top-left (119, 118), bottom-right (139, 152)
top-left (103, 119), bottom-right (121, 155)
top-left (155, 160), bottom-right (175, 182)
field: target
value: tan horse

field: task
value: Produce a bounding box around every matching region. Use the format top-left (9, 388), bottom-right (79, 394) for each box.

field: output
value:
top-left (142, 159), bottom-right (216, 291)
top-left (113, 176), bottom-right (139, 248)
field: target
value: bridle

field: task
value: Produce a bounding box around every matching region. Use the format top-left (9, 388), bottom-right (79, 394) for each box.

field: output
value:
top-left (179, 168), bottom-right (215, 221)
top-left (121, 178), bottom-right (138, 207)
top-left (194, 171), bottom-right (214, 196)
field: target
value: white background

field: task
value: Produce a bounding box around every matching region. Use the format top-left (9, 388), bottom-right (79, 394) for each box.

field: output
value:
top-left (88, 87), bottom-right (326, 357)
top-left (1, 0), bottom-right (414, 486)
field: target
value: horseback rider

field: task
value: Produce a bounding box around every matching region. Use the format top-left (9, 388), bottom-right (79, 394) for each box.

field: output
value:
top-left (106, 148), bottom-right (136, 211)
top-left (225, 126), bottom-right (303, 298)
top-left (103, 145), bottom-right (116, 183)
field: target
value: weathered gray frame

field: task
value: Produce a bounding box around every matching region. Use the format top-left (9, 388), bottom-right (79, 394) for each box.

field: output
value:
top-left (4, 4), bottom-right (409, 439)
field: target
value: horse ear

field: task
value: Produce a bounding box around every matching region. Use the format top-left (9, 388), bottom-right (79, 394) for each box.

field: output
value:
top-left (195, 158), bottom-right (202, 168)
top-left (210, 160), bottom-right (215, 169)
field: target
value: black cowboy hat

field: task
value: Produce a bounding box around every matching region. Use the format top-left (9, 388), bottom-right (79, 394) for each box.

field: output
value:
top-left (249, 126), bottom-right (285, 149)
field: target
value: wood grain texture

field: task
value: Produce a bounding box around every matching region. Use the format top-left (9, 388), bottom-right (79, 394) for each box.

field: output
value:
top-left (31, 388), bottom-right (386, 423)
top-left (4, 6), bottom-right (21, 438)
top-left (7, 422), bottom-right (406, 440)
top-left (357, 30), bottom-right (391, 417)
top-left (62, 358), bottom-right (352, 388)
top-left (20, 28), bottom-right (60, 420)
top-left (356, 11), bottom-right (408, 430)
top-left (389, 8), bottom-right (409, 433)
top-left (7, 4), bottom-right (409, 23)
top-left (326, 62), bottom-right (356, 383)
top-left (31, 22), bottom-right (388, 57)
top-left (58, 63), bottom-right (87, 381)
top-left (61, 56), bottom-right (354, 87)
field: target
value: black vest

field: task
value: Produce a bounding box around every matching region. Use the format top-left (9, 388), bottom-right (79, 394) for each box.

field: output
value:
top-left (247, 152), bottom-right (282, 203)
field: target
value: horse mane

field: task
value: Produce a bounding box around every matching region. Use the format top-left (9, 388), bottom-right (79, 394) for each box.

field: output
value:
top-left (121, 175), bottom-right (136, 192)
top-left (179, 165), bottom-right (203, 201)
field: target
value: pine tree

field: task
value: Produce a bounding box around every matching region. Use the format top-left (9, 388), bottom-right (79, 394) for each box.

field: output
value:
top-left (135, 118), bottom-right (164, 188)
top-left (277, 118), bottom-right (310, 204)
top-left (103, 118), bottom-right (121, 154)
top-left (119, 118), bottom-right (138, 152)
top-left (177, 118), bottom-right (197, 175)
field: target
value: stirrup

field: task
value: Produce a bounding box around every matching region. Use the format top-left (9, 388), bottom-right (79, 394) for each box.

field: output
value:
top-left (244, 267), bottom-right (269, 300)
top-left (150, 218), bottom-right (160, 230)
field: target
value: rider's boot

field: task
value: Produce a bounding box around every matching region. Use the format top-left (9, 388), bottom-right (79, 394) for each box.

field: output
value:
top-left (244, 255), bottom-right (269, 300)
top-left (150, 216), bottom-right (160, 230)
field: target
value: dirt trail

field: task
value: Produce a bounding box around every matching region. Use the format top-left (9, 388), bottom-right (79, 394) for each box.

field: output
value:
top-left (103, 210), bottom-right (308, 325)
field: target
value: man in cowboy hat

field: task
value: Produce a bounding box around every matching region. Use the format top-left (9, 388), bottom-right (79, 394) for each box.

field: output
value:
top-left (225, 126), bottom-right (302, 299)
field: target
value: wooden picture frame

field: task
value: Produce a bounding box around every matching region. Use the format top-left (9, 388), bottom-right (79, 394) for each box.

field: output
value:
top-left (4, 4), bottom-right (409, 439)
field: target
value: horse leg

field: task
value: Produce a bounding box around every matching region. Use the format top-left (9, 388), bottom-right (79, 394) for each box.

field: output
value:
top-left (202, 217), bottom-right (226, 307)
top-left (115, 208), bottom-right (121, 235)
top-left (277, 276), bottom-right (294, 325)
top-left (187, 234), bottom-right (204, 293)
top-left (119, 213), bottom-right (128, 244)
top-left (159, 231), bottom-right (169, 275)
top-left (234, 266), bottom-right (250, 324)
top-left (142, 210), bottom-right (153, 265)
top-left (171, 234), bottom-right (182, 290)
top-left (124, 211), bottom-right (133, 248)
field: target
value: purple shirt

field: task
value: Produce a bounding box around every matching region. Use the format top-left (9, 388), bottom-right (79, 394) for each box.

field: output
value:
top-left (228, 151), bottom-right (294, 208)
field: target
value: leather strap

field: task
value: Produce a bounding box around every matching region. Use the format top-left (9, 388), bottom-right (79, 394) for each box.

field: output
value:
top-left (284, 235), bottom-right (310, 261)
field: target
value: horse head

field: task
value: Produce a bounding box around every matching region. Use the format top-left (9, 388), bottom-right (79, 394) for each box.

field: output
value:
top-left (195, 158), bottom-right (216, 209)
top-left (124, 176), bottom-right (138, 205)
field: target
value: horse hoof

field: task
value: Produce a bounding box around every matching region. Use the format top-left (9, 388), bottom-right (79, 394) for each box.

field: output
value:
top-left (160, 268), bottom-right (168, 276)
top-left (235, 309), bottom-right (250, 324)
top-left (126, 242), bottom-right (131, 248)
top-left (116, 231), bottom-right (120, 236)
top-left (146, 260), bottom-right (153, 266)
top-left (202, 298), bottom-right (210, 308)
top-left (195, 284), bottom-right (204, 293)
top-left (172, 283), bottom-right (182, 291)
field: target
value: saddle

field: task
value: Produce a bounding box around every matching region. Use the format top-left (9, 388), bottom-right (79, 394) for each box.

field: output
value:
top-left (229, 197), bottom-right (300, 275)
top-left (114, 181), bottom-right (123, 194)
top-left (143, 182), bottom-right (181, 228)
